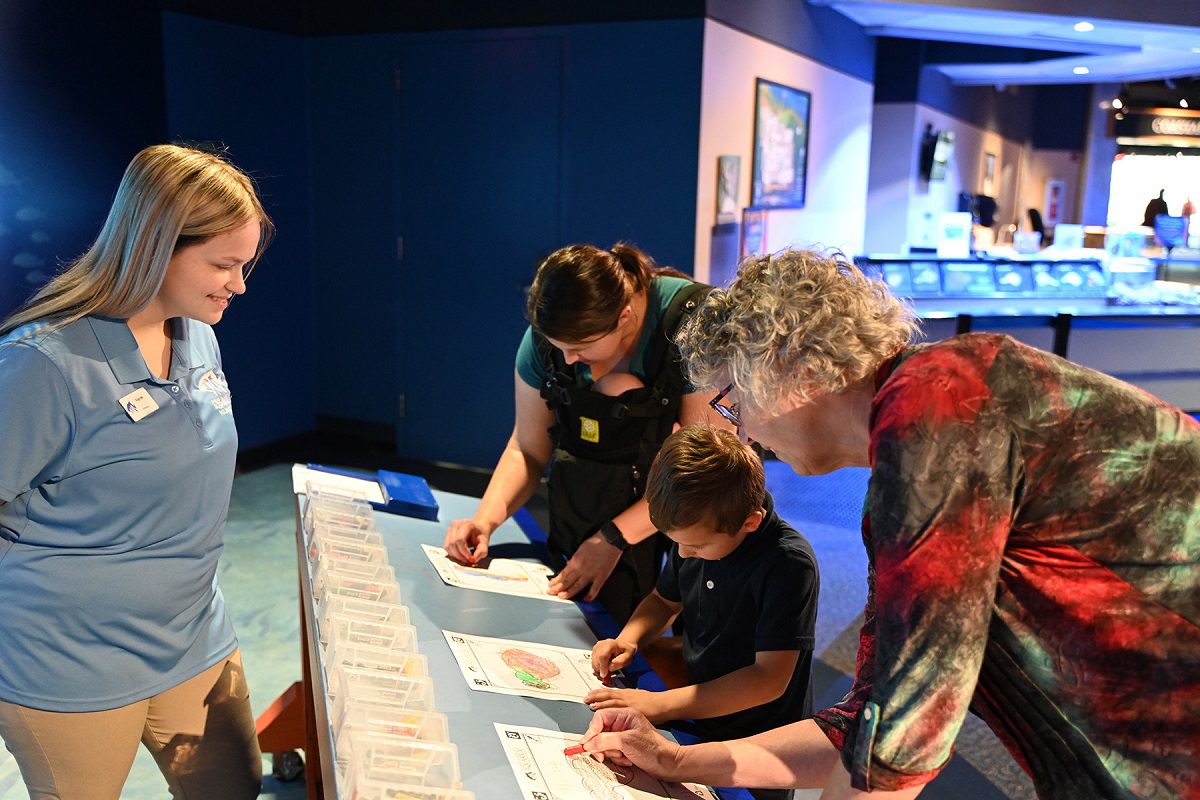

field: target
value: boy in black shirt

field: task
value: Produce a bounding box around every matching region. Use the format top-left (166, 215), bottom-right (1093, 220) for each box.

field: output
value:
top-left (588, 425), bottom-right (819, 800)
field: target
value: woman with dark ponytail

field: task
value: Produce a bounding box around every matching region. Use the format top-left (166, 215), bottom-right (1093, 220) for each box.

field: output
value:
top-left (443, 242), bottom-right (728, 623)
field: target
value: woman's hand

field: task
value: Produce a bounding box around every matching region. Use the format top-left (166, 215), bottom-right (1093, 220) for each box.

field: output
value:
top-left (580, 707), bottom-right (683, 776)
top-left (443, 518), bottom-right (492, 564)
top-left (592, 638), bottom-right (637, 683)
top-left (584, 687), bottom-right (674, 724)
top-left (547, 533), bottom-right (622, 601)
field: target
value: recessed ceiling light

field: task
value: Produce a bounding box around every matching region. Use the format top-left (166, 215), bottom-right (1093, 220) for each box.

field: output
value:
top-left (1112, 98), bottom-right (1124, 109)
top-left (1073, 21), bottom-right (1095, 33)
top-left (1183, 99), bottom-right (1191, 109)
top-left (1073, 66), bottom-right (1091, 75)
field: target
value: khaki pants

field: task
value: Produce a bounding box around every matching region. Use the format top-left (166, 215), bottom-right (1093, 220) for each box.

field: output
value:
top-left (0, 650), bottom-right (261, 800)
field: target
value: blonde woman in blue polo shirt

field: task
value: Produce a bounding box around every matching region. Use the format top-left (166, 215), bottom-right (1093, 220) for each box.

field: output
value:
top-left (0, 144), bottom-right (272, 800)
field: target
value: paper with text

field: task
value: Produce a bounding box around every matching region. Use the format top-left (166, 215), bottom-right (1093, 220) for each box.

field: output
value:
top-left (420, 544), bottom-right (571, 603)
top-left (495, 723), bottom-right (719, 800)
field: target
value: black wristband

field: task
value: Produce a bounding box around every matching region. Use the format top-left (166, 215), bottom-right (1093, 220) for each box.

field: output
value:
top-left (598, 520), bottom-right (629, 551)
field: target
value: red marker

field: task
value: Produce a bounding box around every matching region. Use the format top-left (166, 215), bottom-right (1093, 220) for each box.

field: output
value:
top-left (563, 744), bottom-right (587, 756)
top-left (602, 674), bottom-right (612, 687)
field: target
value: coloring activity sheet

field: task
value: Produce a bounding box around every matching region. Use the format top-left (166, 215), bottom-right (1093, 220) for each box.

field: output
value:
top-left (443, 630), bottom-right (613, 702)
top-left (421, 544), bottom-right (571, 603)
top-left (495, 724), bottom-right (720, 800)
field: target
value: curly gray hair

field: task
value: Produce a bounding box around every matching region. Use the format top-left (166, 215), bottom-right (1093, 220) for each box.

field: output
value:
top-left (677, 249), bottom-right (919, 409)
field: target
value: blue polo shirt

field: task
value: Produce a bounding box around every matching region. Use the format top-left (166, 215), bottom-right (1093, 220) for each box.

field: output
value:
top-left (0, 315), bottom-right (239, 712)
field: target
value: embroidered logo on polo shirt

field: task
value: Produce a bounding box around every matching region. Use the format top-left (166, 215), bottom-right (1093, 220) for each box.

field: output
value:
top-left (198, 369), bottom-right (232, 415)
top-left (580, 416), bottom-right (600, 443)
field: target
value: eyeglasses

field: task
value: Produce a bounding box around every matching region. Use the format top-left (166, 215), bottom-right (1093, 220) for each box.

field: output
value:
top-left (709, 384), bottom-right (740, 426)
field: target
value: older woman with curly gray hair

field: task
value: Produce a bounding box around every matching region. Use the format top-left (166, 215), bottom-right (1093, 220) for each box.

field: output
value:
top-left (577, 248), bottom-right (1200, 800)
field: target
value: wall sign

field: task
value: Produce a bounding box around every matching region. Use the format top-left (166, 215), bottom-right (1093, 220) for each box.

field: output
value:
top-left (1113, 108), bottom-right (1200, 146)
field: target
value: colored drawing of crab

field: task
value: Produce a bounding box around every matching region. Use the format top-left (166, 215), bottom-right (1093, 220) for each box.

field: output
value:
top-left (500, 648), bottom-right (562, 690)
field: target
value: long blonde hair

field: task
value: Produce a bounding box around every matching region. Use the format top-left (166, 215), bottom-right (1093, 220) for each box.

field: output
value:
top-left (0, 144), bottom-right (273, 337)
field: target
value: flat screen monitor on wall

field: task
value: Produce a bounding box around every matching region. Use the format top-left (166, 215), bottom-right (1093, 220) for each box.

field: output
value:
top-left (920, 127), bottom-right (955, 182)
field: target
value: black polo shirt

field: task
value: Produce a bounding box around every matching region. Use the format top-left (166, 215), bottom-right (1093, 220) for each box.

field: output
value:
top-left (656, 492), bottom-right (819, 740)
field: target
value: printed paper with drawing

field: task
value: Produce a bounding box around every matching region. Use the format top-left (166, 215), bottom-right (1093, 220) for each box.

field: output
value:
top-left (495, 723), bottom-right (719, 800)
top-left (443, 630), bottom-right (614, 702)
top-left (420, 544), bottom-right (571, 603)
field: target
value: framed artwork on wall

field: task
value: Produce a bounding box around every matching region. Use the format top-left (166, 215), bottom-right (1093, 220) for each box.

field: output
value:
top-left (740, 207), bottom-right (768, 259)
top-left (982, 152), bottom-right (996, 196)
top-left (751, 78), bottom-right (811, 209)
top-left (1044, 179), bottom-right (1065, 226)
top-left (716, 155), bottom-right (740, 224)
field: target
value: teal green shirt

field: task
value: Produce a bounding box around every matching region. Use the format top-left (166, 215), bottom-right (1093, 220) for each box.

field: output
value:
top-left (515, 275), bottom-right (693, 388)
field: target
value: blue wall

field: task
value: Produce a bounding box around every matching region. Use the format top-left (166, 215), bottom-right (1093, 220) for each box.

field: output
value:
top-left (1030, 84), bottom-right (1089, 151)
top-left (557, 22), bottom-right (703, 258)
top-left (0, 6), bottom-right (318, 452)
top-left (305, 20), bottom-right (704, 467)
top-left (162, 14), bottom-right (317, 449)
top-left (0, 1), bottom-right (165, 316)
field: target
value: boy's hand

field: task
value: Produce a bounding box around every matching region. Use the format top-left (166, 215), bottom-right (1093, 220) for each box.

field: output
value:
top-left (584, 687), bottom-right (673, 724)
top-left (591, 639), bottom-right (637, 683)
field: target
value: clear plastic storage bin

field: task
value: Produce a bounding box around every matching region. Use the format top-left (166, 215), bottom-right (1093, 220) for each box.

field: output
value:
top-left (329, 667), bottom-right (437, 726)
top-left (318, 596), bottom-right (410, 646)
top-left (344, 731), bottom-right (461, 790)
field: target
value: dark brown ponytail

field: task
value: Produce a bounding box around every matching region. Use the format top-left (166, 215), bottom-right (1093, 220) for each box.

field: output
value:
top-left (527, 241), bottom-right (684, 342)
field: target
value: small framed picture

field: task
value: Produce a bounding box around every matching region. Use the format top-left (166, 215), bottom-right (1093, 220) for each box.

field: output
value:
top-left (740, 207), bottom-right (768, 259)
top-left (982, 152), bottom-right (996, 196)
top-left (1044, 179), bottom-right (1065, 226)
top-left (716, 155), bottom-right (740, 224)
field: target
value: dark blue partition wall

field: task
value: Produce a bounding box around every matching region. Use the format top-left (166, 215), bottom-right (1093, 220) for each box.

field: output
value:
top-left (303, 33), bottom-right (403, 431)
top-left (307, 20), bottom-right (704, 467)
top-left (0, 1), bottom-right (165, 316)
top-left (557, 21), bottom-right (704, 267)
top-left (162, 13), bottom-right (317, 449)
top-left (1031, 84), bottom-right (1090, 151)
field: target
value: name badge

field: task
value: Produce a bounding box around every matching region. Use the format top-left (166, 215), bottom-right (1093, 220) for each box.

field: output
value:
top-left (119, 387), bottom-right (160, 422)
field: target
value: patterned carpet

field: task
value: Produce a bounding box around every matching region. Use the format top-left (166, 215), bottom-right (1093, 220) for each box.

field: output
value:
top-left (0, 461), bottom-right (1034, 798)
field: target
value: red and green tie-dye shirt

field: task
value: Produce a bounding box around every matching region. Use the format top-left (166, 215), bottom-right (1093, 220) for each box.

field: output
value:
top-left (812, 333), bottom-right (1200, 799)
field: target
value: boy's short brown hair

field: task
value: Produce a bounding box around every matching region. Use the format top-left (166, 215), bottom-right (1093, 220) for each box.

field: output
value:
top-left (646, 425), bottom-right (766, 534)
